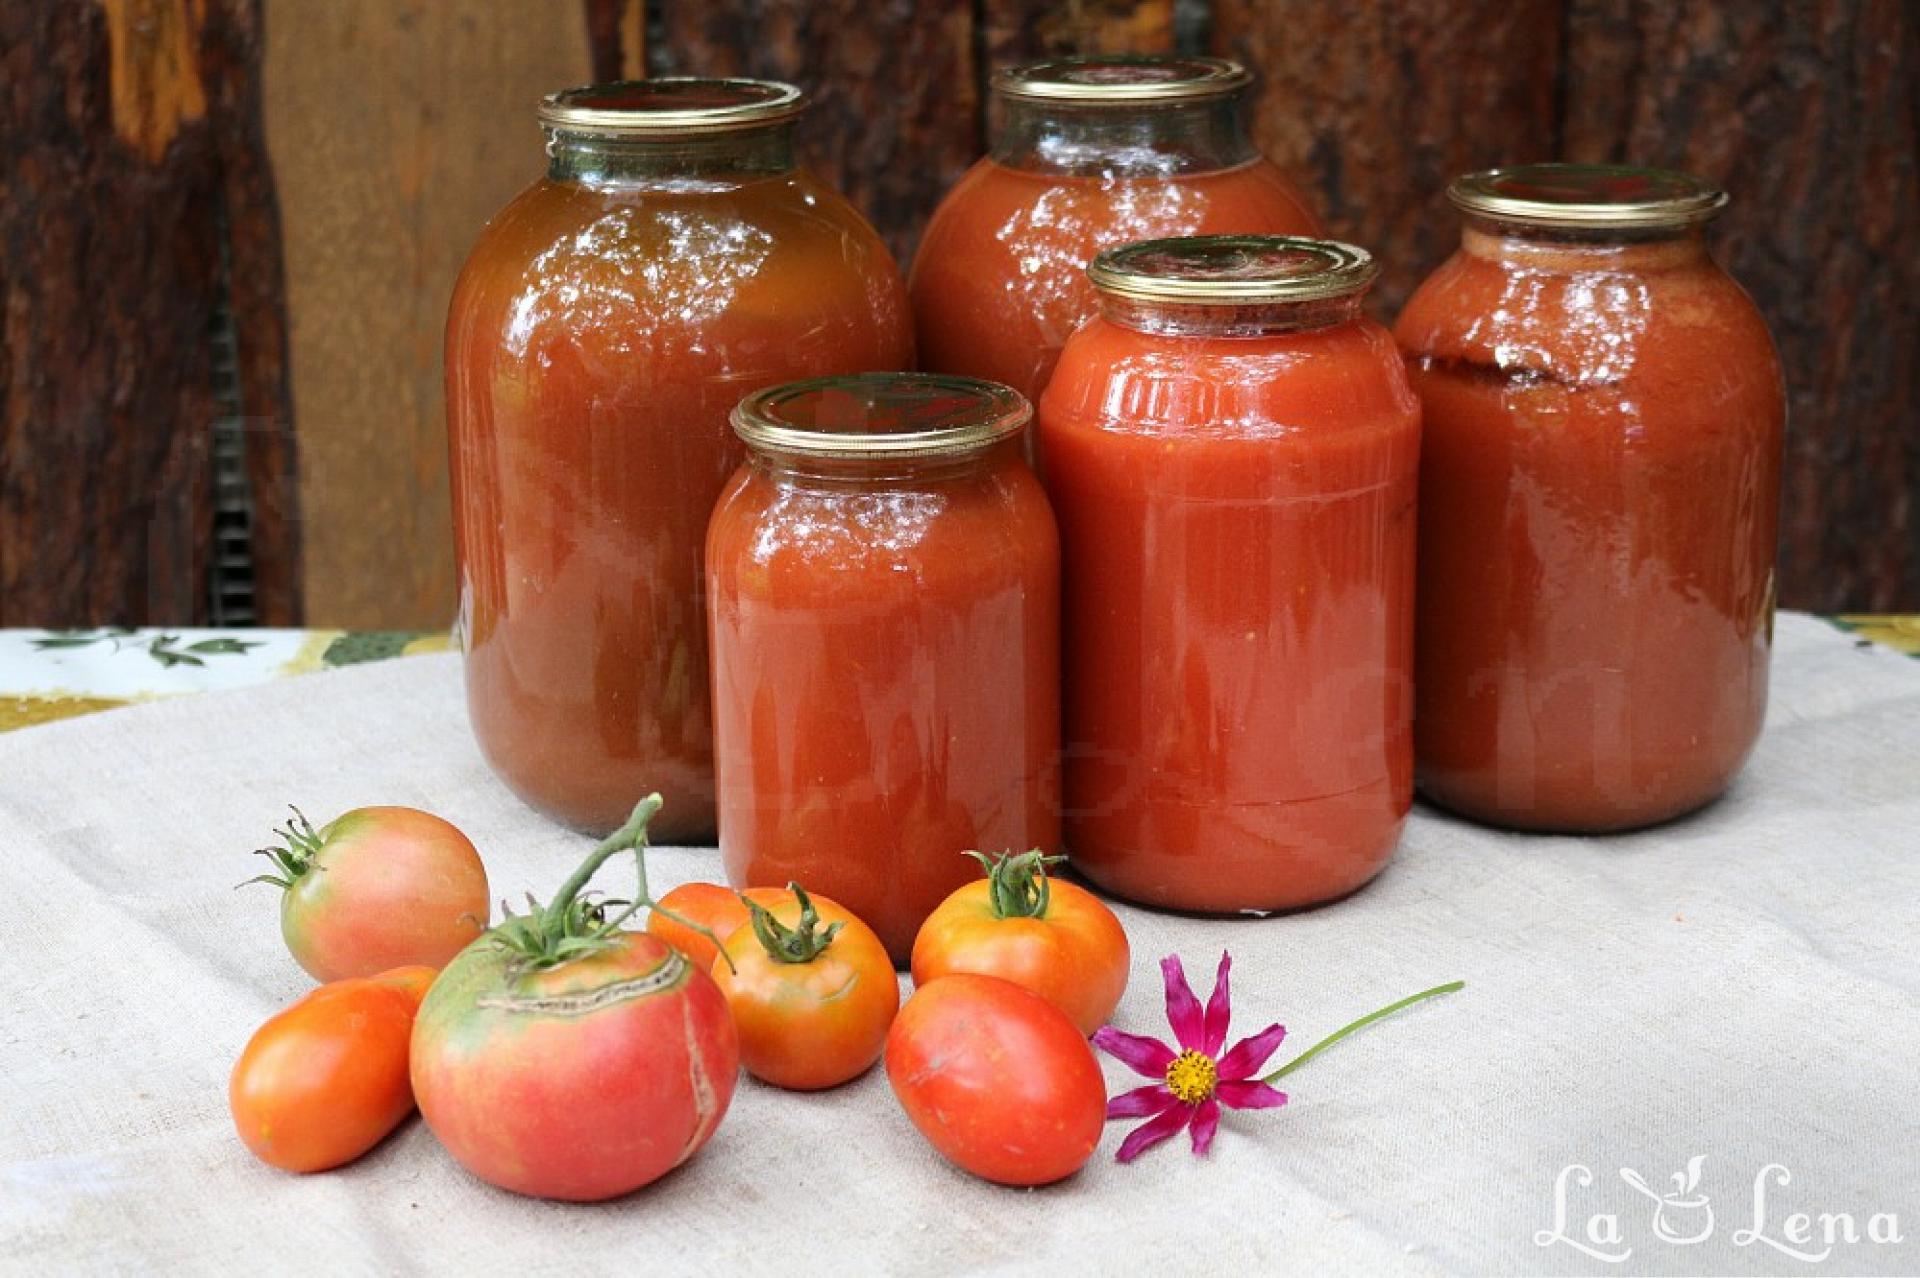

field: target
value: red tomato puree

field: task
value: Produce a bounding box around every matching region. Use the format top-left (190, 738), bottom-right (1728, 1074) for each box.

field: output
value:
top-left (1040, 237), bottom-right (1418, 912)
top-left (706, 375), bottom-right (1060, 961)
top-left (1395, 166), bottom-right (1783, 831)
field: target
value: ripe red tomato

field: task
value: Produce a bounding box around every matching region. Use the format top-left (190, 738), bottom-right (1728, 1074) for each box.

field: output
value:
top-left (410, 796), bottom-right (739, 1201)
top-left (911, 851), bottom-right (1128, 1035)
top-left (712, 886), bottom-right (899, 1090)
top-left (885, 973), bottom-right (1106, 1185)
top-left (230, 965), bottom-right (436, 1173)
top-left (248, 806), bottom-right (489, 982)
top-left (649, 882), bottom-right (788, 971)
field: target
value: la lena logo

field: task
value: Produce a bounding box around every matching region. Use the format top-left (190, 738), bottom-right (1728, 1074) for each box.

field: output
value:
top-left (1536, 1158), bottom-right (1905, 1264)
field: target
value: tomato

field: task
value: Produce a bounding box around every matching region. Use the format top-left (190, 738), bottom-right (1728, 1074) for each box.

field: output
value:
top-left (911, 850), bottom-right (1128, 1035)
top-left (648, 882), bottom-right (789, 971)
top-left (410, 796), bottom-right (738, 1201)
top-left (885, 973), bottom-right (1106, 1185)
top-left (229, 965), bottom-right (436, 1173)
top-left (712, 886), bottom-right (899, 1090)
top-left (248, 805), bottom-right (489, 982)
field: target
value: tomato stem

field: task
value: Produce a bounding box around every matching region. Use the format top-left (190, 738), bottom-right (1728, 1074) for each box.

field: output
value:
top-left (237, 806), bottom-right (325, 892)
top-left (1259, 980), bottom-right (1465, 1083)
top-left (741, 883), bottom-right (843, 964)
top-left (967, 849), bottom-right (1065, 919)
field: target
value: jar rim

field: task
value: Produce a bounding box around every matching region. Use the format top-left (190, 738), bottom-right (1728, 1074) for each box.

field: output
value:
top-left (731, 374), bottom-right (1031, 461)
top-left (1088, 235), bottom-right (1378, 306)
top-left (539, 77), bottom-right (805, 138)
top-left (992, 55), bottom-right (1251, 105)
top-left (1448, 163), bottom-right (1729, 229)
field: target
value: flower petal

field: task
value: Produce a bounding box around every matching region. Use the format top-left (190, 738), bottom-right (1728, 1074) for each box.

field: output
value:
top-left (1189, 1097), bottom-right (1221, 1155)
top-left (1115, 1101), bottom-right (1193, 1163)
top-left (1160, 954), bottom-right (1205, 1051)
top-left (1092, 1026), bottom-right (1176, 1078)
top-left (1216, 1079), bottom-right (1290, 1111)
top-left (1107, 1083), bottom-right (1178, 1120)
top-left (1217, 1021), bottom-right (1288, 1080)
top-left (1202, 951), bottom-right (1233, 1055)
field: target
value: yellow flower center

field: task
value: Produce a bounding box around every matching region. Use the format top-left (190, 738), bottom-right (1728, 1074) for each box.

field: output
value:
top-left (1164, 1049), bottom-right (1217, 1104)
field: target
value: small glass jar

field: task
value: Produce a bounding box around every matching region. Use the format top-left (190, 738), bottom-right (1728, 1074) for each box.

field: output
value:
top-left (446, 79), bottom-right (913, 840)
top-left (1395, 165), bottom-right (1785, 832)
top-left (910, 55), bottom-right (1319, 409)
top-left (706, 373), bottom-right (1061, 962)
top-left (1039, 236), bottom-right (1419, 912)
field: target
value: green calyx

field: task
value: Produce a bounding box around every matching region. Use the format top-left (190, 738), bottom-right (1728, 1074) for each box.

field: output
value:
top-left (742, 883), bottom-right (842, 964)
top-left (966, 848), bottom-right (1066, 919)
top-left (489, 793), bottom-right (736, 975)
top-left (239, 806), bottom-right (325, 892)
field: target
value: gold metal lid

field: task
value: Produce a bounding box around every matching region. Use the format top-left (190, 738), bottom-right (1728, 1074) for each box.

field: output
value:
top-left (731, 374), bottom-right (1031, 460)
top-left (1448, 163), bottom-right (1729, 229)
top-left (538, 78), bottom-right (805, 137)
top-left (992, 55), bottom-right (1251, 105)
top-left (1087, 235), bottom-right (1378, 306)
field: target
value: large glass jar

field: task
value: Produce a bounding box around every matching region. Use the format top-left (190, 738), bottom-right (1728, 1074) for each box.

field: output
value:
top-left (910, 56), bottom-right (1319, 409)
top-left (1039, 237), bottom-right (1418, 912)
top-left (446, 80), bottom-right (913, 839)
top-left (706, 374), bottom-right (1060, 962)
top-left (1396, 165), bottom-right (1784, 832)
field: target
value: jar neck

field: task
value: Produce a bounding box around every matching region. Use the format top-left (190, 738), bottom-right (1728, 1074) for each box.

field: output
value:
top-left (990, 93), bottom-right (1257, 178)
top-left (1098, 292), bottom-right (1364, 338)
top-left (1460, 217), bottom-right (1712, 272)
top-left (545, 123), bottom-right (796, 186)
top-left (747, 438), bottom-right (1021, 486)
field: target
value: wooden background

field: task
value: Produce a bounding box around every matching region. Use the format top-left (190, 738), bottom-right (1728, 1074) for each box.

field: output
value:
top-left (1, 0), bottom-right (1913, 628)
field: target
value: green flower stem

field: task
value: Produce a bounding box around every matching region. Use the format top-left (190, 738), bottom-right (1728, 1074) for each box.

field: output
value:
top-left (1261, 980), bottom-right (1464, 1084)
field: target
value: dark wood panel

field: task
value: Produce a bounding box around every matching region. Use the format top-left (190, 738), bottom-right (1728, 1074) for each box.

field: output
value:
top-left (1562, 0), bottom-right (1919, 612)
top-left (0, 0), bottom-right (297, 627)
top-left (261, 0), bottom-right (591, 628)
top-left (583, 0), bottom-right (644, 83)
top-left (652, 0), bottom-right (980, 266)
top-left (1213, 0), bottom-right (1563, 317)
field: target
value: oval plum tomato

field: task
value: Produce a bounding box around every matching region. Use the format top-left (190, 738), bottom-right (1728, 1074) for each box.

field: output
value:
top-left (230, 964), bottom-right (437, 1173)
top-left (712, 885), bottom-right (898, 1090)
top-left (648, 882), bottom-right (789, 971)
top-left (247, 806), bottom-right (489, 982)
top-left (885, 973), bottom-right (1106, 1185)
top-left (911, 850), bottom-right (1128, 1035)
top-left (410, 795), bottom-right (738, 1201)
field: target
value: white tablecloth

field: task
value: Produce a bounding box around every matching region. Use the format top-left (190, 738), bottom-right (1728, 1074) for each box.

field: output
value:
top-left (2, 612), bottom-right (1916, 1276)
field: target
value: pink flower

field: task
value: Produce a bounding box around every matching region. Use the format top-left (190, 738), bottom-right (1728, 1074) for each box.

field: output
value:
top-left (1092, 952), bottom-right (1289, 1160)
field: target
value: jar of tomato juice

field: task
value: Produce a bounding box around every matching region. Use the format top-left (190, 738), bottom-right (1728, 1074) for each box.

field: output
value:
top-left (446, 80), bottom-right (913, 839)
top-left (1039, 236), bottom-right (1419, 912)
top-left (911, 56), bottom-right (1319, 409)
top-left (706, 374), bottom-right (1061, 963)
top-left (1396, 165), bottom-right (1784, 832)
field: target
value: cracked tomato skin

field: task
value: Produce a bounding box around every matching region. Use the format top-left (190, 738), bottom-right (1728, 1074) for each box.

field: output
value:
top-left (280, 807), bottom-right (489, 982)
top-left (885, 973), bottom-right (1105, 1185)
top-left (713, 892), bottom-right (899, 1091)
top-left (230, 965), bottom-right (436, 1173)
top-left (410, 929), bottom-right (737, 1201)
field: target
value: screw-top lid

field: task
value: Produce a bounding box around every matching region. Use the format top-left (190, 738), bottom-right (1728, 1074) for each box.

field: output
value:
top-left (1448, 163), bottom-right (1729, 229)
top-left (1087, 234), bottom-right (1378, 306)
top-left (731, 374), bottom-right (1031, 461)
top-left (539, 78), bottom-right (805, 137)
top-left (992, 55), bottom-right (1251, 105)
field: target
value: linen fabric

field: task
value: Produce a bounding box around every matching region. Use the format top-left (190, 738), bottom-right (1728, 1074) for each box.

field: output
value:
top-left (1, 613), bottom-right (1916, 1276)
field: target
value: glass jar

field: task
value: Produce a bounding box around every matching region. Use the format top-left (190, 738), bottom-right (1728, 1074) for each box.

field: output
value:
top-left (1039, 236), bottom-right (1418, 912)
top-left (707, 374), bottom-right (1060, 962)
top-left (1395, 165), bottom-right (1784, 832)
top-left (910, 56), bottom-right (1320, 409)
top-left (446, 79), bottom-right (913, 839)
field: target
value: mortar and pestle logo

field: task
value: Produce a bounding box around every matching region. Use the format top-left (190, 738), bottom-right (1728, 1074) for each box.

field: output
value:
top-left (1621, 1154), bottom-right (1715, 1245)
